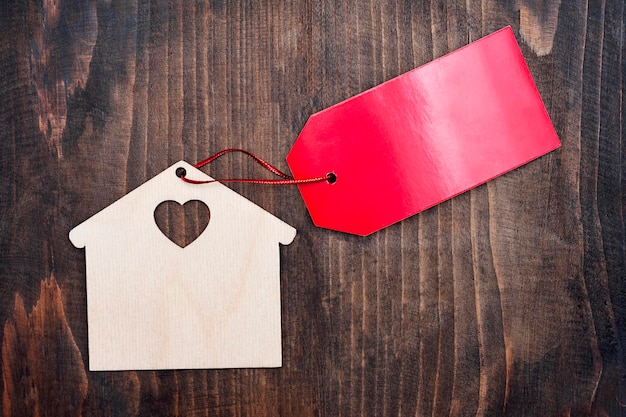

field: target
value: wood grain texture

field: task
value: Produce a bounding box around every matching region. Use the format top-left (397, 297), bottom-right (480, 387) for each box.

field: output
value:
top-left (0, 0), bottom-right (624, 415)
top-left (68, 161), bottom-right (297, 371)
top-left (2, 277), bottom-right (88, 416)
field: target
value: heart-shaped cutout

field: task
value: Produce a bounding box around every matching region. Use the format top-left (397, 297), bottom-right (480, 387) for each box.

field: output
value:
top-left (154, 200), bottom-right (210, 248)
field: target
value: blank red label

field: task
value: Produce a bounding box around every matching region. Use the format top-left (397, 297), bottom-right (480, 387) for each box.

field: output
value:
top-left (286, 26), bottom-right (561, 236)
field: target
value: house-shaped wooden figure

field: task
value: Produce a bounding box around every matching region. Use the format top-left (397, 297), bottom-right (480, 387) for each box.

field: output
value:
top-left (69, 161), bottom-right (296, 371)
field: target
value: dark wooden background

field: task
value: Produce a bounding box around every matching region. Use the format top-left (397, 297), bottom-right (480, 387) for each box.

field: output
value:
top-left (1, 0), bottom-right (624, 416)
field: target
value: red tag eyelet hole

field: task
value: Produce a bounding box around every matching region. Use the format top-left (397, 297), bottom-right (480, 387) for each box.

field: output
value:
top-left (326, 172), bottom-right (337, 184)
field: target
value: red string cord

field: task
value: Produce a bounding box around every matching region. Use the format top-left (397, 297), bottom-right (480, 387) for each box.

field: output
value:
top-left (179, 148), bottom-right (332, 185)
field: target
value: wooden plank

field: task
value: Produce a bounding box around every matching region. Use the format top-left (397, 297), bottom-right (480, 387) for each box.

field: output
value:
top-left (0, 0), bottom-right (624, 415)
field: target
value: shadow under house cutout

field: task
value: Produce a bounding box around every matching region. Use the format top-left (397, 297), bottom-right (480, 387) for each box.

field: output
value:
top-left (69, 161), bottom-right (297, 371)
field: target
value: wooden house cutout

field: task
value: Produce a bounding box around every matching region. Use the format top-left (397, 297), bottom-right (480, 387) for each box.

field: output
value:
top-left (69, 161), bottom-right (296, 371)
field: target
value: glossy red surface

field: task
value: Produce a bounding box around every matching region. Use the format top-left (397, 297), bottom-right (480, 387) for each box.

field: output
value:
top-left (286, 26), bottom-right (561, 236)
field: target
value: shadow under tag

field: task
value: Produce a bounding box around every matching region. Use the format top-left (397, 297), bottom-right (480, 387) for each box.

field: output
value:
top-left (286, 26), bottom-right (561, 236)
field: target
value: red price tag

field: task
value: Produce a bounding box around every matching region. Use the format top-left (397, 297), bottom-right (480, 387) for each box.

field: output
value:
top-left (286, 26), bottom-right (560, 236)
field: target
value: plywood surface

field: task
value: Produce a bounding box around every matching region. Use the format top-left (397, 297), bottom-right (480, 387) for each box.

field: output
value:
top-left (69, 161), bottom-right (296, 371)
top-left (0, 0), bottom-right (624, 416)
